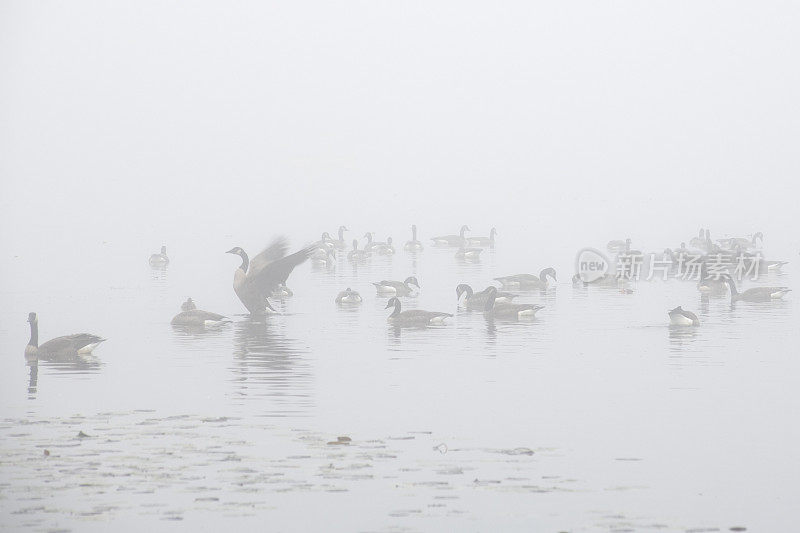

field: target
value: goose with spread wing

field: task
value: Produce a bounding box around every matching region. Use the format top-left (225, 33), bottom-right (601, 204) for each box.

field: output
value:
top-left (226, 238), bottom-right (312, 314)
top-left (25, 313), bottom-right (105, 359)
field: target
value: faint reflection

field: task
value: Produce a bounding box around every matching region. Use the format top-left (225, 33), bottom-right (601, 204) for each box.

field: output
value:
top-left (667, 325), bottom-right (699, 351)
top-left (231, 317), bottom-right (312, 416)
top-left (27, 362), bottom-right (38, 399)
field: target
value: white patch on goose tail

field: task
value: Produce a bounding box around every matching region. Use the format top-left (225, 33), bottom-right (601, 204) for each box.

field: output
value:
top-left (771, 289), bottom-right (790, 299)
top-left (77, 342), bottom-right (103, 354)
top-left (670, 314), bottom-right (694, 326)
top-left (428, 316), bottom-right (449, 325)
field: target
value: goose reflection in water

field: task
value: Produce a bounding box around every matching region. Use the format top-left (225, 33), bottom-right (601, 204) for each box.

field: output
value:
top-left (24, 355), bottom-right (102, 400)
top-left (231, 317), bottom-right (313, 416)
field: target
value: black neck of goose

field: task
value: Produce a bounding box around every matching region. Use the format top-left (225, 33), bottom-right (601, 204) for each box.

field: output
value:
top-left (412, 226), bottom-right (417, 240)
top-left (489, 230), bottom-right (495, 243)
top-left (460, 227), bottom-right (467, 237)
top-left (239, 251), bottom-right (249, 273)
top-left (464, 285), bottom-right (473, 298)
top-left (28, 320), bottom-right (38, 348)
top-left (484, 293), bottom-right (496, 312)
top-left (390, 300), bottom-right (401, 317)
top-left (338, 227), bottom-right (345, 241)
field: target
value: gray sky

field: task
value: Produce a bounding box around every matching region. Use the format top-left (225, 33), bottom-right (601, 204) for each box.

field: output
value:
top-left (2, 1), bottom-right (798, 252)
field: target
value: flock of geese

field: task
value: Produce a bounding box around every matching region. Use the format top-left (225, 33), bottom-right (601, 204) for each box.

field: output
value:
top-left (24, 225), bottom-right (791, 359)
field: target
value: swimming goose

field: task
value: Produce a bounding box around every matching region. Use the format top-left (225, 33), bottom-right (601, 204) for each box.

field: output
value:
top-left (333, 226), bottom-right (349, 250)
top-left (689, 228), bottom-right (705, 249)
top-left (404, 225), bottom-right (424, 251)
top-left (311, 245), bottom-right (336, 265)
top-left (347, 239), bottom-right (370, 263)
top-left (375, 237), bottom-right (396, 255)
top-left (315, 232), bottom-right (335, 249)
top-left (455, 246), bottom-right (482, 260)
top-left (25, 313), bottom-right (105, 359)
top-left (456, 284), bottom-right (516, 310)
top-left (722, 274), bottom-right (791, 302)
top-left (718, 232), bottom-right (763, 251)
top-left (171, 300), bottom-right (232, 327)
top-left (697, 263), bottom-right (727, 294)
top-left (335, 287), bottom-right (362, 304)
top-left (270, 283), bottom-right (294, 298)
top-left (181, 298), bottom-right (197, 311)
top-left (467, 227), bottom-right (497, 248)
top-left (607, 239), bottom-right (627, 253)
top-left (385, 297), bottom-right (452, 326)
top-left (668, 306), bottom-right (700, 326)
top-left (149, 246), bottom-right (169, 266)
top-left (431, 225), bottom-right (470, 247)
top-left (363, 233), bottom-right (387, 253)
top-left (226, 238), bottom-right (312, 314)
top-left (373, 276), bottom-right (420, 296)
top-left (482, 287), bottom-right (544, 319)
top-left (494, 268), bottom-right (557, 290)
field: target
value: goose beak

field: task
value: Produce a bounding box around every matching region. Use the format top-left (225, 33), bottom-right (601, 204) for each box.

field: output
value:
top-left (384, 301), bottom-right (392, 309)
top-left (225, 248), bottom-right (237, 254)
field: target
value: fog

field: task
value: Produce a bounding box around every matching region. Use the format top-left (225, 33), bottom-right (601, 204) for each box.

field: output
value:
top-left (2, 1), bottom-right (799, 252)
top-left (1, 2), bottom-right (799, 532)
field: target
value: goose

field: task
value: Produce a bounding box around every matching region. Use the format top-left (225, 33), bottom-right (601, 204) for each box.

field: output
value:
top-left (363, 233), bottom-right (387, 253)
top-left (697, 263), bottom-right (727, 294)
top-left (668, 306), bottom-right (700, 326)
top-left (335, 287), bottom-right (362, 304)
top-left (171, 300), bottom-right (232, 326)
top-left (226, 238), bottom-right (312, 314)
top-left (430, 225), bottom-right (470, 247)
top-left (404, 225), bottom-right (424, 251)
top-left (494, 268), bottom-right (557, 290)
top-left (607, 239), bottom-right (627, 253)
top-left (347, 239), bottom-right (370, 263)
top-left (315, 232), bottom-right (335, 249)
top-left (270, 283), bottom-right (294, 298)
top-left (311, 245), bottom-right (336, 265)
top-left (689, 228), bottom-right (705, 249)
top-left (181, 298), bottom-right (197, 311)
top-left (333, 226), bottom-right (349, 250)
top-left (718, 232), bottom-right (763, 251)
top-left (149, 246), bottom-right (169, 266)
top-left (375, 237), bottom-right (396, 255)
top-left (373, 276), bottom-right (420, 296)
top-left (456, 284), bottom-right (516, 310)
top-left (455, 246), bottom-right (482, 260)
top-left (384, 297), bottom-right (452, 326)
top-left (467, 227), bottom-right (497, 248)
top-left (25, 313), bottom-right (105, 359)
top-left (722, 274), bottom-right (791, 302)
top-left (483, 287), bottom-right (544, 319)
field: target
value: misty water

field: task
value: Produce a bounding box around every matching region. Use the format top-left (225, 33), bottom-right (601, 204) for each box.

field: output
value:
top-left (1, 227), bottom-right (797, 532)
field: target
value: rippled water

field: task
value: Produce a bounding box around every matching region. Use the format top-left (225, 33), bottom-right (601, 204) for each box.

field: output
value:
top-left (1, 230), bottom-right (798, 531)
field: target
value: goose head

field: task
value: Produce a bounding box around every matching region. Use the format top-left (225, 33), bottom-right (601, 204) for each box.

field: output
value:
top-left (352, 239), bottom-right (359, 250)
top-left (459, 225), bottom-right (471, 236)
top-left (386, 237), bottom-right (393, 246)
top-left (160, 245), bottom-right (167, 255)
top-left (752, 231), bottom-right (763, 245)
top-left (364, 232), bottom-right (374, 243)
top-left (456, 283), bottom-right (473, 300)
top-left (27, 312), bottom-right (38, 324)
top-left (540, 267), bottom-right (557, 283)
top-left (226, 247), bottom-right (244, 256)
top-left (321, 232), bottom-right (332, 240)
top-left (490, 227), bottom-right (497, 237)
top-left (404, 276), bottom-right (420, 288)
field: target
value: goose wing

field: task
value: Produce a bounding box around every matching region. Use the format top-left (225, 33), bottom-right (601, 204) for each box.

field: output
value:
top-left (245, 242), bottom-right (313, 294)
top-left (39, 334), bottom-right (104, 355)
top-left (248, 238), bottom-right (290, 276)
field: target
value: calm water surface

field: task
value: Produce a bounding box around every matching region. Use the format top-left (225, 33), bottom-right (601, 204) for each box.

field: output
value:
top-left (1, 230), bottom-right (798, 532)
